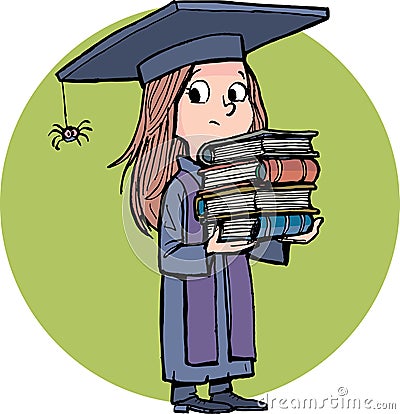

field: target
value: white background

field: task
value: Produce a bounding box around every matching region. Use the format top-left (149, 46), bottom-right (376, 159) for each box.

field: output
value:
top-left (0, 1), bottom-right (398, 412)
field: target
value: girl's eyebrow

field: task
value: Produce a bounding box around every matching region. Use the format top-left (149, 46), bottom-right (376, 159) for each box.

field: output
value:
top-left (192, 68), bottom-right (202, 76)
top-left (238, 70), bottom-right (245, 79)
top-left (187, 67), bottom-right (202, 84)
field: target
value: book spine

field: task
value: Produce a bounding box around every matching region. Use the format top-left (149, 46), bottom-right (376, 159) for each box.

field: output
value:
top-left (197, 198), bottom-right (205, 217)
top-left (257, 214), bottom-right (313, 239)
top-left (209, 214), bottom-right (313, 242)
top-left (196, 197), bottom-right (319, 220)
top-left (201, 161), bottom-right (266, 189)
top-left (197, 129), bottom-right (319, 165)
top-left (262, 158), bottom-right (320, 183)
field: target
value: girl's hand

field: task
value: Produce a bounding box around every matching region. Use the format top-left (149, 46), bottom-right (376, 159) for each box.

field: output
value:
top-left (282, 217), bottom-right (324, 244)
top-left (206, 228), bottom-right (255, 254)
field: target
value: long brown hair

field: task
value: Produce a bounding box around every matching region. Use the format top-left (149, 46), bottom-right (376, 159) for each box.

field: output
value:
top-left (109, 62), bottom-right (268, 236)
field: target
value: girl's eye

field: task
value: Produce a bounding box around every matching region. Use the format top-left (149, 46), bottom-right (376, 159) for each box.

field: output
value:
top-left (187, 80), bottom-right (210, 104)
top-left (227, 82), bottom-right (248, 102)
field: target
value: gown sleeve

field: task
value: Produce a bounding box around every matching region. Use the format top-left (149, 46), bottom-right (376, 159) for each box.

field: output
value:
top-left (158, 178), bottom-right (212, 277)
top-left (248, 238), bottom-right (291, 266)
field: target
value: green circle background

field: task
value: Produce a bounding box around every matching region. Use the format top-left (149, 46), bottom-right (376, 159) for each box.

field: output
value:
top-left (1, 11), bottom-right (399, 400)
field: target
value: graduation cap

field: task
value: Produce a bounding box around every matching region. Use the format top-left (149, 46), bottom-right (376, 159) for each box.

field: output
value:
top-left (57, 1), bottom-right (329, 86)
top-left (50, 1), bottom-right (328, 151)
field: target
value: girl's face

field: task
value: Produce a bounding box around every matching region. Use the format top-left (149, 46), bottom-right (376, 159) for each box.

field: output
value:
top-left (176, 61), bottom-right (253, 157)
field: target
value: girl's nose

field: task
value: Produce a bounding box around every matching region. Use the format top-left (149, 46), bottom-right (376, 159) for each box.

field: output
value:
top-left (222, 95), bottom-right (236, 117)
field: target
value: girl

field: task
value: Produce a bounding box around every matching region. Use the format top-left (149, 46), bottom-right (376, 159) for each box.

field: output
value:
top-left (40, 2), bottom-right (327, 412)
top-left (109, 59), bottom-right (322, 413)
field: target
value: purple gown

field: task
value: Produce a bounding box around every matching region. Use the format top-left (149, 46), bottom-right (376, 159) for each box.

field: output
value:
top-left (158, 156), bottom-right (290, 384)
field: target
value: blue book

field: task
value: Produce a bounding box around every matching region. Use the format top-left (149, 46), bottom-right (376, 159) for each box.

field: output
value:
top-left (208, 214), bottom-right (313, 242)
top-left (257, 214), bottom-right (313, 239)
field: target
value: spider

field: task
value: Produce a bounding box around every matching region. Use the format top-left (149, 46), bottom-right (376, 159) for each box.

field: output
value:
top-left (48, 119), bottom-right (92, 151)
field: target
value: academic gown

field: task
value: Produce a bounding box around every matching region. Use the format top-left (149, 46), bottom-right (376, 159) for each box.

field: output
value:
top-left (158, 156), bottom-right (290, 384)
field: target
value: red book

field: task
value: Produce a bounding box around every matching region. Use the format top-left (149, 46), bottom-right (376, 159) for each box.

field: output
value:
top-left (200, 158), bottom-right (320, 189)
top-left (262, 158), bottom-right (319, 183)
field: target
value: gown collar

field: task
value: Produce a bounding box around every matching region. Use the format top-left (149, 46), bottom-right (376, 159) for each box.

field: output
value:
top-left (178, 156), bottom-right (199, 172)
top-left (178, 157), bottom-right (202, 185)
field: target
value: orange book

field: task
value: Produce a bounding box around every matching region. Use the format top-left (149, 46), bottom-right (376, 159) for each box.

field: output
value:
top-left (200, 158), bottom-right (320, 189)
top-left (262, 158), bottom-right (319, 183)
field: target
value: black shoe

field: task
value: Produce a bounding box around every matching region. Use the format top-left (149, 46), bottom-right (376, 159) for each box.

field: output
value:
top-left (173, 395), bottom-right (233, 413)
top-left (210, 391), bottom-right (268, 411)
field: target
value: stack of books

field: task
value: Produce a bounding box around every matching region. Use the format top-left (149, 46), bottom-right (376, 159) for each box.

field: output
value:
top-left (195, 129), bottom-right (321, 242)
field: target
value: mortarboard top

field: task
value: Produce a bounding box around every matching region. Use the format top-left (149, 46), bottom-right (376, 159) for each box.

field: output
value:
top-left (56, 1), bottom-right (329, 86)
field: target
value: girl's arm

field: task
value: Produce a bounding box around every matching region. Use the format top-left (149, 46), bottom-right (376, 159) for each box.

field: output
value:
top-left (158, 179), bottom-right (213, 277)
top-left (158, 178), bottom-right (255, 277)
top-left (248, 217), bottom-right (324, 265)
top-left (248, 239), bottom-right (291, 266)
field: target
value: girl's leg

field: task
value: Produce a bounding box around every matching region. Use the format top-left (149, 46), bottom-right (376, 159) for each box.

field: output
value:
top-left (171, 381), bottom-right (232, 413)
top-left (209, 378), bottom-right (267, 411)
top-left (209, 378), bottom-right (232, 396)
top-left (171, 381), bottom-right (197, 404)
